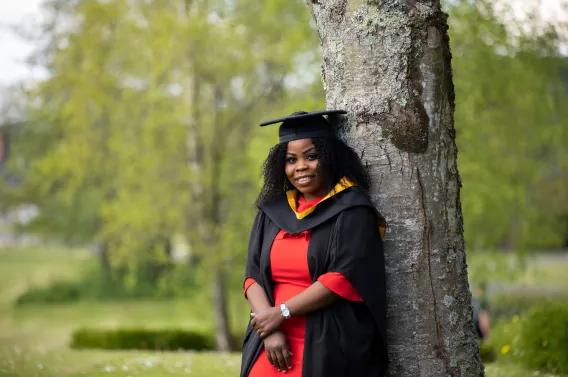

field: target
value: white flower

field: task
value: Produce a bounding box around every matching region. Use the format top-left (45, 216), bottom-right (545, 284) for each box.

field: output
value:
top-left (103, 365), bottom-right (115, 372)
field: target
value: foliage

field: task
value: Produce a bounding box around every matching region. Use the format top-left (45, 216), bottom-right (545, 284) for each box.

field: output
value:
top-left (516, 303), bottom-right (568, 374)
top-left (70, 328), bottom-right (215, 351)
top-left (480, 342), bottom-right (496, 363)
top-left (490, 314), bottom-right (523, 363)
top-left (0, 0), bottom-right (324, 347)
top-left (2, 0), bottom-right (322, 280)
top-left (490, 302), bottom-right (568, 374)
top-left (446, 0), bottom-right (568, 250)
top-left (15, 280), bottom-right (82, 305)
top-left (14, 261), bottom-right (202, 305)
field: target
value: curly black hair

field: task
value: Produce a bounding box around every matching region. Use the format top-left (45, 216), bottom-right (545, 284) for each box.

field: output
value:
top-left (255, 136), bottom-right (371, 208)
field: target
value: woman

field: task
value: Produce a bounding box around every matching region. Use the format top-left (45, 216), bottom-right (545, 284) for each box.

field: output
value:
top-left (240, 110), bottom-right (388, 377)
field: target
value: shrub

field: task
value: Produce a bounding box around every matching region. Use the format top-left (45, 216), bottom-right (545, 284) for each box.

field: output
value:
top-left (479, 342), bottom-right (496, 363)
top-left (516, 302), bottom-right (568, 374)
top-left (490, 302), bottom-right (568, 374)
top-left (15, 281), bottom-right (82, 305)
top-left (70, 328), bottom-right (214, 351)
top-left (14, 265), bottom-right (195, 305)
top-left (489, 314), bottom-right (523, 363)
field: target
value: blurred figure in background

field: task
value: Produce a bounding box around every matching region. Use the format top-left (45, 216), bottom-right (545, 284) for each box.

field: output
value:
top-left (472, 283), bottom-right (491, 342)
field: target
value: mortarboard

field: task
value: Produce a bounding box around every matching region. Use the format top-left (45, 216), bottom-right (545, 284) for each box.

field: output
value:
top-left (259, 110), bottom-right (347, 144)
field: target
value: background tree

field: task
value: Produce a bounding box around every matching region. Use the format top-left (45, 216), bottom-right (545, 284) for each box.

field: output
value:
top-left (448, 0), bottom-right (568, 252)
top-left (1, 0), bottom-right (322, 351)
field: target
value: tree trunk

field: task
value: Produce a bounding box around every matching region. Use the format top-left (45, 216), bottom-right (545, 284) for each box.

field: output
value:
top-left (98, 242), bottom-right (112, 277)
top-left (181, 1), bottom-right (233, 349)
top-left (211, 264), bottom-right (233, 351)
top-left (307, 1), bottom-right (483, 376)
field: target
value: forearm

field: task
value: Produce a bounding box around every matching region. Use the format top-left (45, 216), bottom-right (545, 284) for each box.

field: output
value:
top-left (285, 281), bottom-right (339, 317)
top-left (246, 282), bottom-right (272, 313)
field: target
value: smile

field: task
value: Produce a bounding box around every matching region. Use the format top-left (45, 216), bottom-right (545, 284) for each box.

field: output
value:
top-left (296, 176), bottom-right (315, 185)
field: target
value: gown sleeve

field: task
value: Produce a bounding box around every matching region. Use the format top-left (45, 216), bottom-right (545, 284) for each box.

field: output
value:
top-left (244, 211), bottom-right (265, 290)
top-left (317, 272), bottom-right (363, 301)
top-left (328, 205), bottom-right (388, 347)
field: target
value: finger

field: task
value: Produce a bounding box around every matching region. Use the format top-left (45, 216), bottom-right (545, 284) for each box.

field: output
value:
top-left (251, 319), bottom-right (256, 327)
top-left (261, 329), bottom-right (272, 339)
top-left (284, 347), bottom-right (293, 369)
top-left (266, 350), bottom-right (274, 367)
top-left (275, 348), bottom-right (287, 372)
top-left (250, 313), bottom-right (256, 317)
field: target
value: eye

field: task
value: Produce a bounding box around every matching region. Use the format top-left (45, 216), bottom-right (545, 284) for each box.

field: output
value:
top-left (307, 154), bottom-right (319, 161)
top-left (286, 157), bottom-right (296, 164)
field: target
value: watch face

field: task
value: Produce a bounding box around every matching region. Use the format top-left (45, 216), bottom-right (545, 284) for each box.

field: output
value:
top-left (282, 309), bottom-right (291, 317)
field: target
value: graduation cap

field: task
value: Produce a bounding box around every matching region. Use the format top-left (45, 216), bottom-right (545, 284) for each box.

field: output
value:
top-left (259, 110), bottom-right (347, 143)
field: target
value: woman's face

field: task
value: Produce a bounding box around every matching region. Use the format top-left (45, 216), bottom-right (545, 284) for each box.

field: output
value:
top-left (285, 138), bottom-right (327, 201)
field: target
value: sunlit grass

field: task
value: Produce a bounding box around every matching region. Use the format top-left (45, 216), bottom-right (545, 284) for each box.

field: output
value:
top-left (0, 347), bottom-right (240, 377)
top-left (467, 250), bottom-right (568, 291)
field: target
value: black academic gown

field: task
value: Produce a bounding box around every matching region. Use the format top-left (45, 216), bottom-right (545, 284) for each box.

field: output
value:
top-left (240, 186), bottom-right (389, 377)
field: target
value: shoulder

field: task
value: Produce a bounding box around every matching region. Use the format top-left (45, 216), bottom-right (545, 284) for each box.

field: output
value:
top-left (249, 210), bottom-right (268, 233)
top-left (336, 205), bottom-right (377, 230)
top-left (339, 204), bottom-right (376, 218)
top-left (336, 188), bottom-right (387, 238)
top-left (336, 188), bottom-right (376, 218)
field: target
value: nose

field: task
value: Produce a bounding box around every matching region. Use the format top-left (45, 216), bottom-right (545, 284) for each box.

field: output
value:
top-left (295, 160), bottom-right (308, 171)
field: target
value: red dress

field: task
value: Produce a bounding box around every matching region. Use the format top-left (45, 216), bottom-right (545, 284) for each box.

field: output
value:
top-left (244, 195), bottom-right (362, 377)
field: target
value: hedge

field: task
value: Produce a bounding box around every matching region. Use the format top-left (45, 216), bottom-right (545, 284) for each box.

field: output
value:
top-left (70, 328), bottom-right (214, 351)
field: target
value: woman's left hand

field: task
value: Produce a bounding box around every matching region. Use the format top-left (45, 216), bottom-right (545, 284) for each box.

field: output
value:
top-left (251, 307), bottom-right (285, 339)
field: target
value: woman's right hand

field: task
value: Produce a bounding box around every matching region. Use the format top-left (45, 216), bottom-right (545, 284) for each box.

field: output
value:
top-left (263, 331), bottom-right (293, 373)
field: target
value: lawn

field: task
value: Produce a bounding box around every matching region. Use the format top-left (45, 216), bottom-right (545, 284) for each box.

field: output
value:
top-left (0, 246), bottom-right (566, 377)
top-left (0, 247), bottom-right (243, 377)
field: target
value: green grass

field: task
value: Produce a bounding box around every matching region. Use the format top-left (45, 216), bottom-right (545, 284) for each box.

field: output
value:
top-left (0, 247), bottom-right (89, 306)
top-left (516, 260), bottom-right (568, 289)
top-left (0, 347), bottom-right (241, 376)
top-left (0, 246), bottom-right (245, 377)
top-left (485, 363), bottom-right (561, 377)
top-left (467, 251), bottom-right (568, 291)
top-left (1, 246), bottom-right (567, 377)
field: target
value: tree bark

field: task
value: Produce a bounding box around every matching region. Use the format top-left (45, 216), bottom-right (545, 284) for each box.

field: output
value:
top-left (307, 1), bottom-right (483, 376)
top-left (211, 264), bottom-right (233, 351)
top-left (98, 242), bottom-right (112, 277)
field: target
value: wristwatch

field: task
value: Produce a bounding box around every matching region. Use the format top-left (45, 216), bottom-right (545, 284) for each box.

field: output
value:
top-left (280, 303), bottom-right (291, 319)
